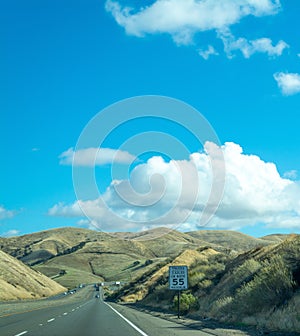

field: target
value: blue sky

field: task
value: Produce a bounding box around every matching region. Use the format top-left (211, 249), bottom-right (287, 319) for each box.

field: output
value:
top-left (1, 0), bottom-right (300, 237)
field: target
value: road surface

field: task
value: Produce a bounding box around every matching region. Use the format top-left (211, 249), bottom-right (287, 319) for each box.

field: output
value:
top-left (0, 286), bottom-right (250, 336)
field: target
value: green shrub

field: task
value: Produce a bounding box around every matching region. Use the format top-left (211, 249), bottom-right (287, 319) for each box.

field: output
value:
top-left (228, 258), bottom-right (262, 293)
top-left (198, 279), bottom-right (213, 290)
top-left (235, 255), bottom-right (295, 314)
top-left (153, 284), bottom-right (173, 302)
top-left (211, 296), bottom-right (233, 316)
top-left (189, 271), bottom-right (205, 287)
top-left (173, 292), bottom-right (199, 314)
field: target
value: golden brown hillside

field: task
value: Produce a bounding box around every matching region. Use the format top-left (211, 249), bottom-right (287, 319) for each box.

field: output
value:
top-left (108, 246), bottom-right (228, 304)
top-left (0, 227), bottom-right (111, 265)
top-left (0, 250), bottom-right (66, 301)
top-left (187, 230), bottom-right (273, 252)
top-left (112, 234), bottom-right (300, 334)
top-left (0, 227), bottom-right (279, 290)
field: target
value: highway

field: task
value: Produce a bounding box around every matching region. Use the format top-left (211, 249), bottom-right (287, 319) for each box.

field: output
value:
top-left (0, 286), bottom-right (249, 336)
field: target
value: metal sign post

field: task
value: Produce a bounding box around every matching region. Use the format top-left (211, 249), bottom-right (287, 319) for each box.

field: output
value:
top-left (177, 290), bottom-right (180, 319)
top-left (169, 265), bottom-right (188, 319)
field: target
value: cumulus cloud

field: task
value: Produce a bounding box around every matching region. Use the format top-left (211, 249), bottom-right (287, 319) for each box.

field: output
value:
top-left (274, 72), bottom-right (300, 95)
top-left (49, 142), bottom-right (300, 232)
top-left (219, 29), bottom-right (289, 58)
top-left (105, 0), bottom-right (281, 45)
top-left (59, 147), bottom-right (136, 166)
top-left (198, 45), bottom-right (219, 60)
top-left (105, 0), bottom-right (287, 59)
top-left (0, 206), bottom-right (16, 220)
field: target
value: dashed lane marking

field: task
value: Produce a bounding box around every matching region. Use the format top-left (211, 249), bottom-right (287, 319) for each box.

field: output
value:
top-left (14, 331), bottom-right (28, 336)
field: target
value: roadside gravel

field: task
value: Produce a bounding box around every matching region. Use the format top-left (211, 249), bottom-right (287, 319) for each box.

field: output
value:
top-left (117, 303), bottom-right (300, 336)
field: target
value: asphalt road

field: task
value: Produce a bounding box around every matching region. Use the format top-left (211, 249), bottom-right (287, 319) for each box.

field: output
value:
top-left (0, 287), bottom-right (250, 336)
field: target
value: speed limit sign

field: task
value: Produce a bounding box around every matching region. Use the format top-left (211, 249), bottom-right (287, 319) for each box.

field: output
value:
top-left (169, 265), bottom-right (188, 290)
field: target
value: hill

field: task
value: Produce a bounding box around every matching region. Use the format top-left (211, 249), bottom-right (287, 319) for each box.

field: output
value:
top-left (0, 227), bottom-right (278, 289)
top-left (186, 230), bottom-right (272, 252)
top-left (0, 250), bottom-right (66, 301)
top-left (0, 227), bottom-right (111, 265)
top-left (0, 227), bottom-right (203, 288)
top-left (111, 233), bottom-right (300, 334)
top-left (260, 233), bottom-right (290, 242)
top-left (2, 226), bottom-right (299, 332)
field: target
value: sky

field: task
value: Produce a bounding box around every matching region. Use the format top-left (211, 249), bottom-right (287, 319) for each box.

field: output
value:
top-left (1, 0), bottom-right (300, 238)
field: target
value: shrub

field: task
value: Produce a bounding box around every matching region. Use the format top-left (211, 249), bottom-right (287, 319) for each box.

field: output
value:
top-left (189, 271), bottom-right (205, 287)
top-left (173, 292), bottom-right (199, 314)
top-left (235, 255), bottom-right (295, 314)
top-left (145, 259), bottom-right (153, 266)
top-left (228, 258), bottom-right (261, 293)
top-left (211, 296), bottom-right (233, 316)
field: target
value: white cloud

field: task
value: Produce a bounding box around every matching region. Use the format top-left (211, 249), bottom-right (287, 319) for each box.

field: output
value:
top-left (106, 0), bottom-right (281, 46)
top-left (219, 28), bottom-right (289, 58)
top-left (50, 141), bottom-right (300, 232)
top-left (59, 147), bottom-right (136, 166)
top-left (198, 45), bottom-right (219, 60)
top-left (283, 170), bottom-right (297, 180)
top-left (1, 229), bottom-right (20, 237)
top-left (0, 206), bottom-right (16, 220)
top-left (274, 72), bottom-right (300, 95)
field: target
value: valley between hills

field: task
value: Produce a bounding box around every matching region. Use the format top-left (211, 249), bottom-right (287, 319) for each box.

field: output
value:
top-left (1, 227), bottom-right (300, 334)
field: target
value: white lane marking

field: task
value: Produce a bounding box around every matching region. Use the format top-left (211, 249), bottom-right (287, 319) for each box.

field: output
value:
top-left (47, 318), bottom-right (55, 322)
top-left (71, 309), bottom-right (75, 312)
top-left (63, 312), bottom-right (68, 315)
top-left (14, 332), bottom-right (28, 336)
top-left (39, 324), bottom-right (43, 326)
top-left (104, 302), bottom-right (149, 336)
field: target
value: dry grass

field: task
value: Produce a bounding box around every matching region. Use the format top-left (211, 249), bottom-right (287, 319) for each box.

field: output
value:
top-left (187, 230), bottom-right (275, 252)
top-left (3, 224), bottom-right (297, 334)
top-left (110, 248), bottom-right (220, 304)
top-left (107, 233), bottom-right (300, 333)
top-left (0, 250), bottom-right (66, 301)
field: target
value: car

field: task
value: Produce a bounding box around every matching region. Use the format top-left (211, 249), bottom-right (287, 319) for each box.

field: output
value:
top-left (95, 294), bottom-right (100, 298)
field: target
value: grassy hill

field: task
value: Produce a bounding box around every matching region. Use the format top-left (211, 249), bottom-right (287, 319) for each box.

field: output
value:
top-left (0, 227), bottom-right (112, 288)
top-left (0, 250), bottom-right (66, 301)
top-left (0, 227), bottom-right (278, 290)
top-left (186, 230), bottom-right (272, 252)
top-left (0, 227), bottom-right (110, 265)
top-left (1, 226), bottom-right (299, 332)
top-left (0, 227), bottom-right (205, 288)
top-left (111, 233), bottom-right (300, 334)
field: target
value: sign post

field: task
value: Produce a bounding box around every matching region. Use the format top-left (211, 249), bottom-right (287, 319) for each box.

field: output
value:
top-left (169, 265), bottom-right (188, 319)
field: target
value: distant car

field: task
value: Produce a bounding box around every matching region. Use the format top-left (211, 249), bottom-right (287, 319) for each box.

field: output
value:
top-left (95, 294), bottom-right (100, 298)
top-left (64, 292), bottom-right (68, 295)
